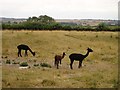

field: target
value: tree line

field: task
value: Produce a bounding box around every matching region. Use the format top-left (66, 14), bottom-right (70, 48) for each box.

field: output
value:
top-left (2, 15), bottom-right (119, 31)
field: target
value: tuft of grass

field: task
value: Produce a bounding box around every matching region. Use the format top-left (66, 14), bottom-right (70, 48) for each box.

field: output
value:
top-left (41, 79), bottom-right (56, 86)
top-left (33, 63), bottom-right (39, 67)
top-left (40, 63), bottom-right (51, 68)
top-left (19, 62), bottom-right (28, 67)
top-left (96, 35), bottom-right (98, 38)
top-left (110, 35), bottom-right (113, 38)
top-left (112, 80), bottom-right (119, 88)
top-left (6, 60), bottom-right (11, 64)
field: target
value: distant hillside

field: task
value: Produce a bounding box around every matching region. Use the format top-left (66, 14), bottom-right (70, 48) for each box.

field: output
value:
top-left (1, 17), bottom-right (26, 23)
top-left (56, 19), bottom-right (118, 26)
top-left (1, 17), bottom-right (118, 26)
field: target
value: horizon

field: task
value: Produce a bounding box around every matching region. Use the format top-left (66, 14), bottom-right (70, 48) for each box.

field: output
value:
top-left (0, 0), bottom-right (118, 20)
top-left (0, 16), bottom-right (118, 20)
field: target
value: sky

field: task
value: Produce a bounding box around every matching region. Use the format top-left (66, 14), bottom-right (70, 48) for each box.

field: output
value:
top-left (0, 0), bottom-right (119, 20)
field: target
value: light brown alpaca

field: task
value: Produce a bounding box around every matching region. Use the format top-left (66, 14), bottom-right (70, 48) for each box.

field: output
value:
top-left (54, 52), bottom-right (66, 69)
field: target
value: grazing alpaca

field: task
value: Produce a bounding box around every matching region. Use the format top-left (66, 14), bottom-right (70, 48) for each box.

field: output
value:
top-left (17, 44), bottom-right (35, 57)
top-left (69, 48), bottom-right (93, 69)
top-left (54, 52), bottom-right (66, 69)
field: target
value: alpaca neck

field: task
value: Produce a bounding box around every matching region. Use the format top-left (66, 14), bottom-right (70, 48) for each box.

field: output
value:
top-left (62, 55), bottom-right (65, 59)
top-left (28, 48), bottom-right (34, 54)
top-left (84, 51), bottom-right (90, 58)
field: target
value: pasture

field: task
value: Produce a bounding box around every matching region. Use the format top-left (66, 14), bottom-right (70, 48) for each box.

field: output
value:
top-left (2, 30), bottom-right (118, 88)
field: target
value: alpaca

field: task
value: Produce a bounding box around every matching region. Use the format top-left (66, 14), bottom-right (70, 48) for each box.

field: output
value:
top-left (17, 44), bottom-right (35, 57)
top-left (54, 52), bottom-right (66, 69)
top-left (69, 48), bottom-right (93, 69)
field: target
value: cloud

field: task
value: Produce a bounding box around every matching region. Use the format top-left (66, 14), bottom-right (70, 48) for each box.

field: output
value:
top-left (0, 0), bottom-right (118, 19)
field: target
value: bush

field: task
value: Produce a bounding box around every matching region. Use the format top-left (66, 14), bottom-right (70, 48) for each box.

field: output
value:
top-left (40, 63), bottom-right (51, 68)
top-left (19, 62), bottom-right (28, 67)
top-left (96, 22), bottom-right (109, 31)
top-left (6, 60), bottom-right (11, 64)
top-left (33, 63), bottom-right (39, 67)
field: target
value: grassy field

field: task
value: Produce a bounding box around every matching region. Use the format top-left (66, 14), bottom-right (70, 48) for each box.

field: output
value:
top-left (2, 30), bottom-right (118, 88)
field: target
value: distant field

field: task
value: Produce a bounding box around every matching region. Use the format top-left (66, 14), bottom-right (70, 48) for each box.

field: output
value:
top-left (2, 30), bottom-right (118, 88)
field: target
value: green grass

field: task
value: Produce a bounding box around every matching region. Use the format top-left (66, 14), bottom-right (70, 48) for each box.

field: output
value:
top-left (19, 62), bottom-right (28, 67)
top-left (2, 30), bottom-right (118, 88)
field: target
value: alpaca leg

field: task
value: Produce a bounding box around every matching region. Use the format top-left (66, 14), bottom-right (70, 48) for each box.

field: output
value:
top-left (57, 63), bottom-right (59, 69)
top-left (70, 60), bottom-right (74, 69)
top-left (60, 60), bottom-right (61, 64)
top-left (25, 50), bottom-right (28, 57)
top-left (20, 50), bottom-right (22, 57)
top-left (18, 49), bottom-right (22, 57)
top-left (78, 61), bottom-right (82, 68)
top-left (18, 49), bottom-right (20, 57)
top-left (56, 61), bottom-right (59, 69)
top-left (55, 60), bottom-right (59, 69)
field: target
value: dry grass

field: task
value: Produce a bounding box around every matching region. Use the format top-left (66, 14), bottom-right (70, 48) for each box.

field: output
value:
top-left (2, 30), bottom-right (118, 88)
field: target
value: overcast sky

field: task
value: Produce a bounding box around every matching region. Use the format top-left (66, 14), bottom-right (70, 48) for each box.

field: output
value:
top-left (0, 0), bottom-right (119, 19)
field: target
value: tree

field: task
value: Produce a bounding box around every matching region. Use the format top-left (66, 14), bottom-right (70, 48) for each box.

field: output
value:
top-left (97, 22), bottom-right (109, 31)
top-left (38, 15), bottom-right (55, 24)
top-left (24, 15), bottom-right (56, 30)
top-left (27, 16), bottom-right (38, 22)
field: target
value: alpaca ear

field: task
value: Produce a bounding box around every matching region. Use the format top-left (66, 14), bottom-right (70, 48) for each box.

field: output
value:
top-left (63, 52), bottom-right (66, 55)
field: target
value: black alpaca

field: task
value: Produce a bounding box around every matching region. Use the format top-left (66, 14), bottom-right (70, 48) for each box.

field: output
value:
top-left (69, 48), bottom-right (93, 69)
top-left (17, 44), bottom-right (35, 57)
top-left (54, 52), bottom-right (66, 69)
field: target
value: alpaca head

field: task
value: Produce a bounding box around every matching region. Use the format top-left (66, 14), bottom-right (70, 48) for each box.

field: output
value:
top-left (87, 48), bottom-right (93, 52)
top-left (33, 52), bottom-right (35, 56)
top-left (63, 52), bottom-right (66, 55)
top-left (62, 52), bottom-right (66, 57)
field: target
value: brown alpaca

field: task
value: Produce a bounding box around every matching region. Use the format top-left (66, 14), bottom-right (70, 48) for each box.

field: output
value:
top-left (54, 52), bottom-right (66, 69)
